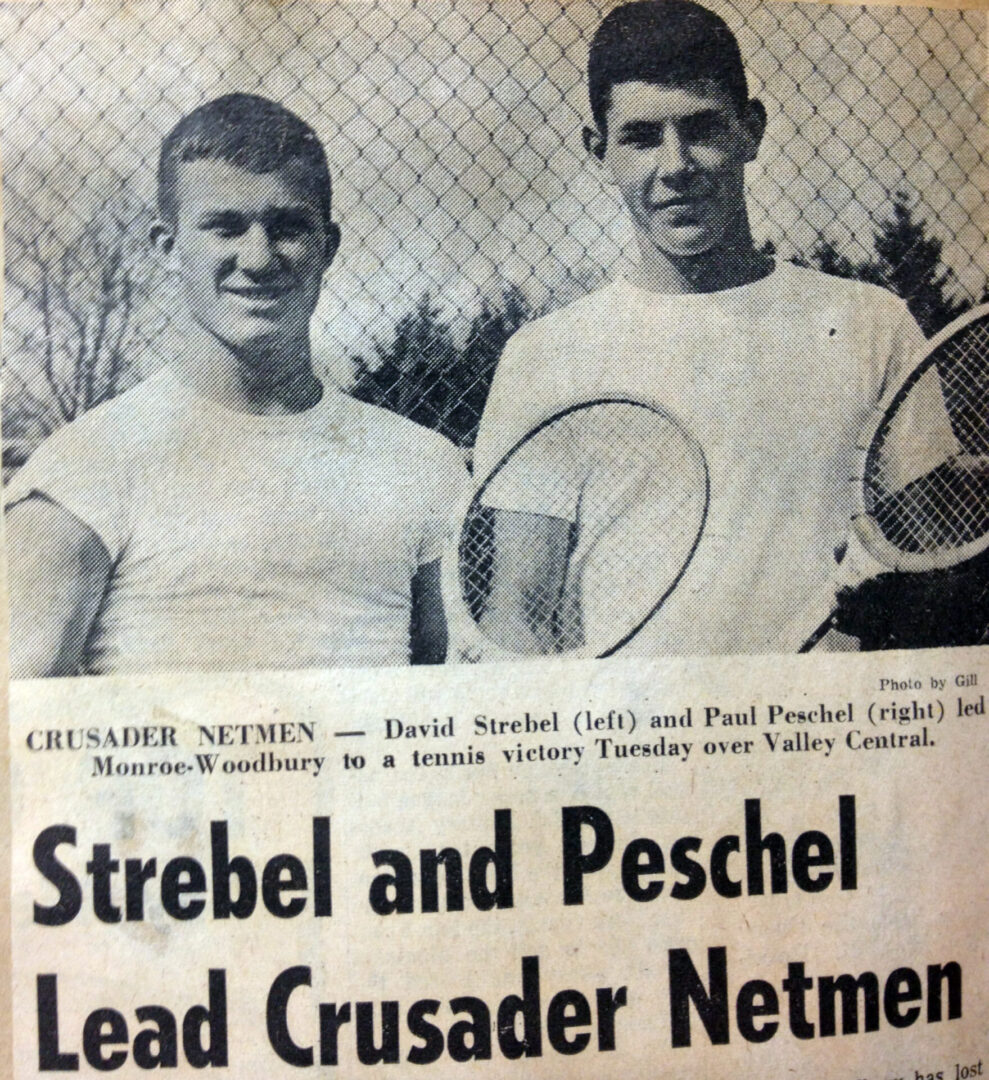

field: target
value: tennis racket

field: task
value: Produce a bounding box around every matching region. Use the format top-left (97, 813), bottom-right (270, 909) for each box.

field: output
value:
top-left (801, 303), bottom-right (989, 651)
top-left (458, 398), bottom-right (709, 659)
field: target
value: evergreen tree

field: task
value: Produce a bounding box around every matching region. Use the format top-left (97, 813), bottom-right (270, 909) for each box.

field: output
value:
top-left (350, 285), bottom-right (536, 447)
top-left (875, 192), bottom-right (970, 334)
top-left (800, 192), bottom-right (972, 335)
top-left (350, 293), bottom-right (460, 438)
top-left (452, 285), bottom-right (535, 447)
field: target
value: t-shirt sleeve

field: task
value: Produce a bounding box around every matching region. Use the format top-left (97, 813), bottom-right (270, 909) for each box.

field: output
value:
top-left (480, 414), bottom-right (588, 522)
top-left (871, 300), bottom-right (960, 491)
top-left (3, 418), bottom-right (132, 559)
top-left (472, 326), bottom-right (546, 485)
top-left (875, 298), bottom-right (927, 400)
top-left (414, 436), bottom-right (471, 567)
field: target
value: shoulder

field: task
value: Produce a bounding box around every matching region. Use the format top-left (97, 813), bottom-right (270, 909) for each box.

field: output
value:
top-left (487, 281), bottom-right (624, 398)
top-left (778, 262), bottom-right (910, 320)
top-left (333, 392), bottom-right (467, 474)
top-left (39, 372), bottom-right (175, 445)
top-left (474, 284), bottom-right (624, 474)
top-left (780, 262), bottom-right (922, 350)
top-left (16, 374), bottom-right (172, 474)
top-left (3, 378), bottom-right (176, 553)
top-left (776, 263), bottom-right (924, 397)
top-left (505, 281), bottom-right (625, 354)
top-left (330, 395), bottom-right (469, 525)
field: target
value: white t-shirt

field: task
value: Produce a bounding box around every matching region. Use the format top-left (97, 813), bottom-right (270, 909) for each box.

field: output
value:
top-left (472, 262), bottom-right (926, 655)
top-left (480, 403), bottom-right (707, 650)
top-left (6, 369), bottom-right (468, 673)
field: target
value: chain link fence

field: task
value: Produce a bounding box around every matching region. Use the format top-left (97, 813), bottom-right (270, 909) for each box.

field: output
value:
top-left (2, 0), bottom-right (987, 463)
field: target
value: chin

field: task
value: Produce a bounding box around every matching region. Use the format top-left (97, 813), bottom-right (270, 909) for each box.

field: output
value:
top-left (650, 229), bottom-right (723, 260)
top-left (223, 318), bottom-right (304, 352)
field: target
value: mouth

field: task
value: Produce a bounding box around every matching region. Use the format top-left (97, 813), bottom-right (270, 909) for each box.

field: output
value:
top-left (651, 194), bottom-right (711, 214)
top-left (223, 284), bottom-right (294, 304)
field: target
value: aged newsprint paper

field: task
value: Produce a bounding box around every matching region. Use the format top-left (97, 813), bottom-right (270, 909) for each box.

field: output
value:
top-left (3, 0), bottom-right (988, 1076)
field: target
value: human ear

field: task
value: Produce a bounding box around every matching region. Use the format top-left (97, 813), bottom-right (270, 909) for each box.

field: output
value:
top-left (323, 222), bottom-right (341, 270)
top-left (149, 220), bottom-right (175, 258)
top-left (741, 99), bottom-right (767, 162)
top-left (582, 124), bottom-right (607, 162)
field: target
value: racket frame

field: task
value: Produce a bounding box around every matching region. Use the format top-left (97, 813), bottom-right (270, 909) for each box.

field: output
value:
top-left (848, 302), bottom-right (989, 574)
top-left (800, 303), bottom-right (989, 652)
top-left (457, 396), bottom-right (710, 660)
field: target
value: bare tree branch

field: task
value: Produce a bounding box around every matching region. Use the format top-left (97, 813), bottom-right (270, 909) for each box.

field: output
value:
top-left (105, 271), bottom-right (134, 401)
top-left (5, 213), bottom-right (148, 436)
top-left (1, 361), bottom-right (60, 434)
top-left (36, 248), bottom-right (73, 421)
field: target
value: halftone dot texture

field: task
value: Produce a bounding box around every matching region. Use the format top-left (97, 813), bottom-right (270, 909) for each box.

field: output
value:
top-left (866, 310), bottom-right (989, 558)
top-left (2, 0), bottom-right (986, 453)
top-left (461, 400), bottom-right (708, 656)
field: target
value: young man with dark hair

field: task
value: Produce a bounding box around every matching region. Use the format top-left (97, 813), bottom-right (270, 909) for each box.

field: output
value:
top-left (7, 93), bottom-right (466, 676)
top-left (472, 0), bottom-right (926, 656)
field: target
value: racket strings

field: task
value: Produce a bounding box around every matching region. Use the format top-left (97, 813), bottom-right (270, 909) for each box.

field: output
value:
top-left (940, 319), bottom-right (989, 450)
top-left (866, 315), bottom-right (989, 554)
top-left (460, 401), bottom-right (707, 655)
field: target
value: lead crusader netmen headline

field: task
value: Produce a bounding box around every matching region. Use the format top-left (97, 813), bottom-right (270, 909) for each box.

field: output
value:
top-left (29, 796), bottom-right (962, 1070)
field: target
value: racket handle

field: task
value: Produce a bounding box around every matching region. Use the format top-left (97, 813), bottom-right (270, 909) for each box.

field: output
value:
top-left (799, 612), bottom-right (837, 653)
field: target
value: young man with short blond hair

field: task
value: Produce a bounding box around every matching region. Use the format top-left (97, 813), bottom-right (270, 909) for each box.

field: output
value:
top-left (7, 94), bottom-right (465, 675)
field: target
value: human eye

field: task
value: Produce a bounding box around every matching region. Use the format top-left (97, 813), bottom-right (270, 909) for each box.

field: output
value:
top-left (681, 112), bottom-right (730, 144)
top-left (199, 213), bottom-right (245, 238)
top-left (269, 210), bottom-right (317, 243)
top-left (616, 123), bottom-right (663, 149)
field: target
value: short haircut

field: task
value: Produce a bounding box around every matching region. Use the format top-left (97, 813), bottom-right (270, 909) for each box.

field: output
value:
top-left (157, 93), bottom-right (332, 227)
top-left (588, 0), bottom-right (749, 132)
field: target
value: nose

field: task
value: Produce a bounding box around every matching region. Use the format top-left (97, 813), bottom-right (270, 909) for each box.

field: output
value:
top-left (237, 223), bottom-right (277, 274)
top-left (653, 129), bottom-right (693, 180)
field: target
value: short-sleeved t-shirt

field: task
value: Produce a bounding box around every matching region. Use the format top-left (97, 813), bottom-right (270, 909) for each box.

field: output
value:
top-left (472, 262), bottom-right (927, 655)
top-left (481, 403), bottom-right (706, 648)
top-left (6, 369), bottom-right (468, 672)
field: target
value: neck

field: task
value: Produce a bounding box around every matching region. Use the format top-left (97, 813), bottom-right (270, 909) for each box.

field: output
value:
top-left (631, 228), bottom-right (772, 295)
top-left (171, 321), bottom-right (323, 415)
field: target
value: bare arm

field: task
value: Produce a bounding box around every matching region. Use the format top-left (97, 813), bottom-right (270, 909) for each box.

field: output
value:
top-left (478, 509), bottom-right (573, 655)
top-left (7, 495), bottom-right (112, 677)
top-left (410, 558), bottom-right (448, 665)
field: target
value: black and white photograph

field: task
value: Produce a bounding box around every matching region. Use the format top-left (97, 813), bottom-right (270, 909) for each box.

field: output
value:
top-left (3, 0), bottom-right (988, 673)
top-left (4, 5), bottom-right (989, 1075)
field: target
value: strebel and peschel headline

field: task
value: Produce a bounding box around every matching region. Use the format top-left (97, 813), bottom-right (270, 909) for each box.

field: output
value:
top-left (29, 796), bottom-right (964, 1069)
top-left (33, 797), bottom-right (856, 924)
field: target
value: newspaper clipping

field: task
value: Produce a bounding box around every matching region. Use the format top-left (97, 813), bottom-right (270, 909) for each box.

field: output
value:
top-left (3, 0), bottom-right (988, 1075)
